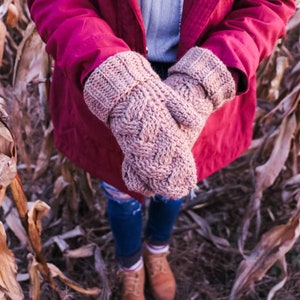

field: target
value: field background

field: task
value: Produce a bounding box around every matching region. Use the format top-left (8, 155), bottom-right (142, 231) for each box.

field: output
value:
top-left (0, 2), bottom-right (300, 299)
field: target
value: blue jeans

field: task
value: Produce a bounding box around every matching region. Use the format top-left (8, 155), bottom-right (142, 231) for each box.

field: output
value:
top-left (100, 182), bottom-right (183, 268)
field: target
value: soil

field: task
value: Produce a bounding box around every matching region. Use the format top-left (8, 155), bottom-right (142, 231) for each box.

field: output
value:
top-left (0, 3), bottom-right (300, 300)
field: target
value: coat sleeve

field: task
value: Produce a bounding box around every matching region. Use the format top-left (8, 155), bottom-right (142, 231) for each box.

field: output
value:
top-left (27, 0), bottom-right (131, 87)
top-left (200, 0), bottom-right (296, 92)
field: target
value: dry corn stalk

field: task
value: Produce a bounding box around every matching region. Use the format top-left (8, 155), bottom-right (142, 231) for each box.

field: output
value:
top-left (230, 197), bottom-right (300, 300)
top-left (48, 263), bottom-right (101, 296)
top-left (0, 117), bottom-right (22, 299)
top-left (0, 115), bottom-right (53, 291)
top-left (28, 254), bottom-right (41, 300)
top-left (9, 173), bottom-right (56, 287)
top-left (238, 113), bottom-right (297, 254)
top-left (1, 195), bottom-right (27, 245)
top-left (0, 116), bottom-right (101, 297)
top-left (0, 117), bottom-right (17, 204)
top-left (231, 10), bottom-right (300, 298)
top-left (0, 6), bottom-right (101, 294)
top-left (27, 252), bottom-right (101, 299)
top-left (0, 222), bottom-right (24, 299)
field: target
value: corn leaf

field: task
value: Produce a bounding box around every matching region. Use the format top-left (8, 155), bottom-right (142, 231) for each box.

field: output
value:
top-left (0, 222), bottom-right (24, 299)
top-left (230, 205), bottom-right (300, 299)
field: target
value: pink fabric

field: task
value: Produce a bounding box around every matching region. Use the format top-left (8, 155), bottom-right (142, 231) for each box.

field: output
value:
top-left (27, 0), bottom-right (296, 201)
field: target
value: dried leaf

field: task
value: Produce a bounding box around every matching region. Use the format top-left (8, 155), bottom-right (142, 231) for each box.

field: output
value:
top-left (16, 273), bottom-right (30, 283)
top-left (0, 119), bottom-right (15, 158)
top-left (11, 22), bottom-right (50, 167)
top-left (13, 23), bottom-right (46, 95)
top-left (27, 217), bottom-right (42, 254)
top-left (0, 222), bottom-right (24, 299)
top-left (76, 170), bottom-right (98, 212)
top-left (48, 263), bottom-right (101, 296)
top-left (32, 122), bottom-right (53, 180)
top-left (266, 257), bottom-right (287, 300)
top-left (283, 174), bottom-right (300, 187)
top-left (27, 200), bottom-right (50, 254)
top-left (58, 160), bottom-right (79, 227)
top-left (0, 0), bottom-right (11, 19)
top-left (0, 97), bottom-right (8, 122)
top-left (2, 196), bottom-right (27, 245)
top-left (268, 56), bottom-right (289, 101)
top-left (186, 210), bottom-right (231, 250)
top-left (286, 9), bottom-right (300, 31)
top-left (231, 207), bottom-right (300, 300)
top-left (60, 161), bottom-right (77, 209)
top-left (256, 114), bottom-right (296, 191)
top-left (28, 200), bottom-right (50, 235)
top-left (28, 254), bottom-right (41, 300)
top-left (10, 177), bottom-right (54, 286)
top-left (52, 236), bottom-right (69, 253)
top-left (94, 245), bottom-right (111, 300)
top-left (0, 118), bottom-right (17, 187)
top-left (5, 3), bottom-right (19, 28)
top-left (52, 175), bottom-right (69, 197)
top-left (65, 244), bottom-right (95, 258)
top-left (0, 153), bottom-right (16, 187)
top-left (0, 20), bottom-right (6, 66)
top-left (260, 85), bottom-right (300, 131)
top-left (43, 225), bottom-right (84, 248)
top-left (239, 114), bottom-right (297, 253)
top-left (10, 100), bottom-right (32, 168)
top-left (0, 186), bottom-right (5, 205)
top-left (9, 174), bottom-right (28, 219)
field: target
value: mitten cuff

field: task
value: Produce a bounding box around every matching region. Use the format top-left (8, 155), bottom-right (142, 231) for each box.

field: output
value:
top-left (168, 47), bottom-right (236, 109)
top-left (83, 51), bottom-right (159, 124)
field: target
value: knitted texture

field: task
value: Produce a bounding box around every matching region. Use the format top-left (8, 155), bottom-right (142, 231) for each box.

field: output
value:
top-left (83, 51), bottom-right (199, 197)
top-left (165, 47), bottom-right (236, 146)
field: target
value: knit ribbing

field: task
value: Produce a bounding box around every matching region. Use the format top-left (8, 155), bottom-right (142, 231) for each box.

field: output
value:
top-left (165, 47), bottom-right (236, 146)
top-left (167, 47), bottom-right (236, 110)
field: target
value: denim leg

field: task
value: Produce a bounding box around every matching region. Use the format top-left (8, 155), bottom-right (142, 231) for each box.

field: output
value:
top-left (100, 182), bottom-right (143, 268)
top-left (145, 194), bottom-right (183, 246)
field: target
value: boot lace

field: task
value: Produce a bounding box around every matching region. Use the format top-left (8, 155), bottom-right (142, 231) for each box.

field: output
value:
top-left (120, 270), bottom-right (143, 296)
top-left (146, 252), bottom-right (169, 277)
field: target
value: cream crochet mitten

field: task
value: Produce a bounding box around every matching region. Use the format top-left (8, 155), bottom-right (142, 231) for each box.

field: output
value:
top-left (164, 47), bottom-right (236, 146)
top-left (83, 51), bottom-right (200, 198)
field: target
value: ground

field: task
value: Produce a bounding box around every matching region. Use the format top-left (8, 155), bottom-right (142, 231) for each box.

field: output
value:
top-left (0, 3), bottom-right (300, 300)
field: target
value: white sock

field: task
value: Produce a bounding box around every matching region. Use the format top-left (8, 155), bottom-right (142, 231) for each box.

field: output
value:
top-left (145, 243), bottom-right (169, 254)
top-left (120, 257), bottom-right (143, 272)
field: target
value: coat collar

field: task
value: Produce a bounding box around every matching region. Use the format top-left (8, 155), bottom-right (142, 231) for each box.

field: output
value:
top-left (178, 0), bottom-right (220, 58)
top-left (118, 0), bottom-right (221, 58)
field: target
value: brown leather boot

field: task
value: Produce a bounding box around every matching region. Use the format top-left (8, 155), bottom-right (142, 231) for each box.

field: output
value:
top-left (119, 266), bottom-right (146, 300)
top-left (144, 246), bottom-right (176, 300)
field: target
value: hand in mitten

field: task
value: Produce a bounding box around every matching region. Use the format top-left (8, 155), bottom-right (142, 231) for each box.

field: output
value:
top-left (83, 51), bottom-right (200, 198)
top-left (164, 47), bottom-right (236, 146)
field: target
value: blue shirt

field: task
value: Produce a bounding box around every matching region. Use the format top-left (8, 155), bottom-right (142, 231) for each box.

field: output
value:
top-left (137, 0), bottom-right (184, 63)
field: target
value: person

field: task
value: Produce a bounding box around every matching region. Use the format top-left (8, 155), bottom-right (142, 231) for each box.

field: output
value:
top-left (26, 0), bottom-right (296, 299)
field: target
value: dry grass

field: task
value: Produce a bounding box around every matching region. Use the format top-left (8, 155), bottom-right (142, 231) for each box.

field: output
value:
top-left (0, 1), bottom-right (300, 299)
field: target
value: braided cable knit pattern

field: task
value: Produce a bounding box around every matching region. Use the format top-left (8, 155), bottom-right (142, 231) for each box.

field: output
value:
top-left (165, 47), bottom-right (236, 146)
top-left (84, 51), bottom-right (199, 197)
top-left (165, 75), bottom-right (211, 147)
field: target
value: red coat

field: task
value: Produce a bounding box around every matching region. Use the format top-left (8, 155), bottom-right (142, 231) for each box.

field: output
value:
top-left (27, 0), bottom-right (295, 201)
